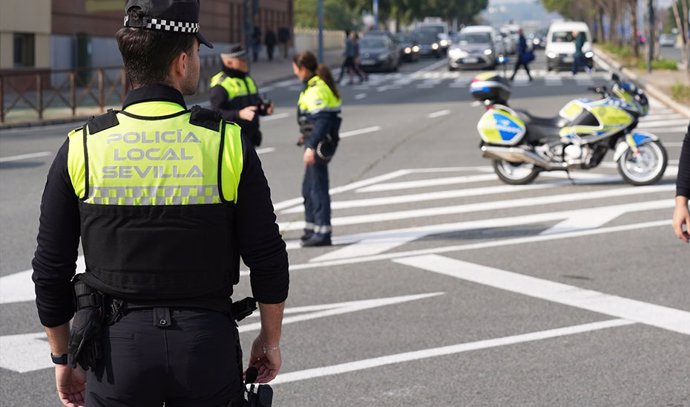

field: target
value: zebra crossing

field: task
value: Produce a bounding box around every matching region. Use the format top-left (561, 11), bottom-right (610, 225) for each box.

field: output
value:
top-left (264, 68), bottom-right (611, 94)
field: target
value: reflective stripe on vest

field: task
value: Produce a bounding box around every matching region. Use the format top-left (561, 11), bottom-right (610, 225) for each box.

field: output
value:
top-left (66, 102), bottom-right (243, 205)
top-left (210, 72), bottom-right (258, 99)
top-left (298, 76), bottom-right (342, 116)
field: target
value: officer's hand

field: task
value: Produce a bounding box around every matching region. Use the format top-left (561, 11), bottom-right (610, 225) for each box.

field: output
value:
top-left (303, 148), bottom-right (316, 166)
top-left (239, 106), bottom-right (258, 121)
top-left (672, 197), bottom-right (690, 243)
top-left (266, 103), bottom-right (274, 115)
top-left (55, 364), bottom-right (86, 407)
top-left (248, 336), bottom-right (281, 383)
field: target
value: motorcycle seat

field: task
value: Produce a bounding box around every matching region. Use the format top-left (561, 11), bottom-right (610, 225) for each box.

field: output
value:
top-left (515, 109), bottom-right (567, 143)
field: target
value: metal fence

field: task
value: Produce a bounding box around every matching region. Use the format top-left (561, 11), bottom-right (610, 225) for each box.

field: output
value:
top-left (0, 55), bottom-right (221, 124)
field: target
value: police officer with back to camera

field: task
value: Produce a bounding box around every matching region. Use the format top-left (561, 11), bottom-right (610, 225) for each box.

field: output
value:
top-left (210, 45), bottom-right (273, 147)
top-left (31, 1), bottom-right (289, 406)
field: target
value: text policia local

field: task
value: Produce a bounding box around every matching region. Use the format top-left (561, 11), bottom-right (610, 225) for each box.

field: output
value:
top-left (102, 130), bottom-right (204, 179)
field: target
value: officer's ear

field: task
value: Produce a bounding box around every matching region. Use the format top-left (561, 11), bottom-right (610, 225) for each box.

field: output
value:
top-left (169, 50), bottom-right (189, 84)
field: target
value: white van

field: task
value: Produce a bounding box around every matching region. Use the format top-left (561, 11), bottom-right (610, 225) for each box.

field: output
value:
top-left (545, 21), bottom-right (593, 71)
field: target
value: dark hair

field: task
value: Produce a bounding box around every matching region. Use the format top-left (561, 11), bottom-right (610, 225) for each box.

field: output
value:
top-left (116, 27), bottom-right (196, 87)
top-left (292, 51), bottom-right (340, 100)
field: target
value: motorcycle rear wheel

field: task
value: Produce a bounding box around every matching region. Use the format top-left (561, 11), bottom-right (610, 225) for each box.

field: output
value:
top-left (493, 159), bottom-right (540, 185)
top-left (617, 141), bottom-right (667, 186)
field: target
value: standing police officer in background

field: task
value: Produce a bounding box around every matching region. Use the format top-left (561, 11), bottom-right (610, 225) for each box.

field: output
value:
top-left (32, 1), bottom-right (289, 406)
top-left (292, 51), bottom-right (342, 247)
top-left (210, 45), bottom-right (274, 147)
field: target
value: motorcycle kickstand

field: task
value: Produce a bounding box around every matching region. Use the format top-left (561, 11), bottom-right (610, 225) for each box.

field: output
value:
top-left (565, 169), bottom-right (576, 185)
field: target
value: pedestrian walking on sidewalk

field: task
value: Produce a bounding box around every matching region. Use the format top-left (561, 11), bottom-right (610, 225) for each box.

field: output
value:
top-left (292, 51), bottom-right (342, 247)
top-left (209, 45), bottom-right (274, 147)
top-left (265, 29), bottom-right (277, 61)
top-left (510, 29), bottom-right (533, 81)
top-left (252, 25), bottom-right (262, 62)
top-left (673, 123), bottom-right (690, 243)
top-left (32, 1), bottom-right (289, 405)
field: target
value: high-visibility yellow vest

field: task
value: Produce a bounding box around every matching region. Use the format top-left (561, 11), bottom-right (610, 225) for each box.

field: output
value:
top-left (65, 101), bottom-right (245, 302)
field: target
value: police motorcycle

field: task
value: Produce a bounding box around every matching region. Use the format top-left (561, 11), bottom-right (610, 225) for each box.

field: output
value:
top-left (469, 72), bottom-right (668, 185)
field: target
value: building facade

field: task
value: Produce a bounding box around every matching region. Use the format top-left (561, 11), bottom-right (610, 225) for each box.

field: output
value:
top-left (0, 0), bottom-right (293, 72)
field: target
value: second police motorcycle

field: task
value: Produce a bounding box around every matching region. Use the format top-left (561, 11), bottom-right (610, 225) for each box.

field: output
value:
top-left (469, 72), bottom-right (667, 185)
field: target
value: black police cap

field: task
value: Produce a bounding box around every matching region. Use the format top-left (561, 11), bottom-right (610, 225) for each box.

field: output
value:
top-left (123, 0), bottom-right (213, 48)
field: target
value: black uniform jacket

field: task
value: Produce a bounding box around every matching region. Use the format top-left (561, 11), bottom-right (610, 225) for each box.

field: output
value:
top-left (32, 84), bottom-right (289, 327)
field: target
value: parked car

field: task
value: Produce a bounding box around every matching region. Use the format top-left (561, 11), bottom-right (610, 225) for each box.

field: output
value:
top-left (414, 30), bottom-right (442, 58)
top-left (660, 33), bottom-right (677, 47)
top-left (545, 21), bottom-right (593, 71)
top-left (395, 32), bottom-right (421, 62)
top-left (358, 34), bottom-right (401, 72)
top-left (448, 26), bottom-right (502, 70)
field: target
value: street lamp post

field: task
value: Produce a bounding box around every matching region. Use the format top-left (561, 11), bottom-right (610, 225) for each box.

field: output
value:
top-left (647, 0), bottom-right (654, 73)
top-left (373, 0), bottom-right (379, 30)
top-left (318, 0), bottom-right (324, 62)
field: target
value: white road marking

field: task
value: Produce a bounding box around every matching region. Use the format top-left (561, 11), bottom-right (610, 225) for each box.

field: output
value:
top-left (0, 151), bottom-right (52, 163)
top-left (427, 109), bottom-right (451, 118)
top-left (395, 255), bottom-right (690, 336)
top-left (354, 93), bottom-right (367, 100)
top-left (308, 197), bottom-right (672, 262)
top-left (339, 126), bottom-right (382, 139)
top-left (272, 319), bottom-right (634, 384)
top-left (238, 292), bottom-right (442, 332)
top-left (282, 183), bottom-right (554, 214)
top-left (0, 293), bottom-right (442, 373)
top-left (262, 113), bottom-right (289, 122)
top-left (649, 126), bottom-right (688, 133)
top-left (255, 147), bottom-right (275, 155)
top-left (665, 142), bottom-right (685, 147)
top-left (0, 332), bottom-right (53, 373)
top-left (291, 220), bottom-right (670, 271)
top-left (641, 113), bottom-right (686, 121)
top-left (356, 174), bottom-right (499, 193)
top-left (1, 256), bottom-right (85, 305)
top-left (637, 119), bottom-right (689, 129)
top-left (273, 169), bottom-right (411, 212)
top-left (281, 185), bottom-right (674, 231)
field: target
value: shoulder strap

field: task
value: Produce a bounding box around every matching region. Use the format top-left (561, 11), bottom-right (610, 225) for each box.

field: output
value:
top-left (87, 109), bottom-right (119, 134)
top-left (189, 105), bottom-right (222, 131)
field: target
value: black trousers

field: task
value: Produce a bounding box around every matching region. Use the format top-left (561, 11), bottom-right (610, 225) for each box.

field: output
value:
top-left (87, 308), bottom-right (244, 407)
top-left (302, 155), bottom-right (331, 235)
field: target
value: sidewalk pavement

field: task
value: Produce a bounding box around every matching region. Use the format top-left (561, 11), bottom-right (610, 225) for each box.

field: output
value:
top-left (594, 45), bottom-right (690, 119)
top-left (0, 48), bottom-right (344, 130)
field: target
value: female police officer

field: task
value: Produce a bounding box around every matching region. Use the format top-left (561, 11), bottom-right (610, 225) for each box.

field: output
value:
top-left (292, 51), bottom-right (342, 247)
top-left (32, 1), bottom-right (288, 405)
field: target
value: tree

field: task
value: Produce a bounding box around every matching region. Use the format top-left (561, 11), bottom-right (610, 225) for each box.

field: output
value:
top-left (294, 0), bottom-right (358, 30)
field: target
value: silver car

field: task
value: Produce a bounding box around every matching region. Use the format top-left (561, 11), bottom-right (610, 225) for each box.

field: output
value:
top-left (448, 30), bottom-right (499, 70)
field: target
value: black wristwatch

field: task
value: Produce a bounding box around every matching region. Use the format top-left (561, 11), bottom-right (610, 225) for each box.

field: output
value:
top-left (51, 353), bottom-right (68, 365)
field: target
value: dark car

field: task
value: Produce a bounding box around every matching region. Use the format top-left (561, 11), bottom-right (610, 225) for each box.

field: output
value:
top-left (414, 30), bottom-right (442, 58)
top-left (394, 32), bottom-right (421, 62)
top-left (358, 34), bottom-right (401, 72)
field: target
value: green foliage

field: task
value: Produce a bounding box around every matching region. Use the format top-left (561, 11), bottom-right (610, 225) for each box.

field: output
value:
top-left (671, 83), bottom-right (690, 103)
top-left (295, 0), bottom-right (358, 30)
top-left (636, 58), bottom-right (679, 71)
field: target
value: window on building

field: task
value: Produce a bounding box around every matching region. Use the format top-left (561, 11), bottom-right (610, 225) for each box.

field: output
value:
top-left (13, 33), bottom-right (35, 67)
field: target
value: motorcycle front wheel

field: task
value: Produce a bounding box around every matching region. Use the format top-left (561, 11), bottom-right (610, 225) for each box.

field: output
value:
top-left (493, 159), bottom-right (540, 185)
top-left (617, 141), bottom-right (667, 186)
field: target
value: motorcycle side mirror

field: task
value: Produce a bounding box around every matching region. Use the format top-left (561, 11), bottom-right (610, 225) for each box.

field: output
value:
top-left (611, 73), bottom-right (620, 82)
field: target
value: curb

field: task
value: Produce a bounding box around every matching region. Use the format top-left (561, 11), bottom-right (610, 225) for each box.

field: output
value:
top-left (594, 46), bottom-right (690, 119)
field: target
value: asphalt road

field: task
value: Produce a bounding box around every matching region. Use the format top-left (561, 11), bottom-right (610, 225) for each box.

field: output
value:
top-left (1, 52), bottom-right (689, 406)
